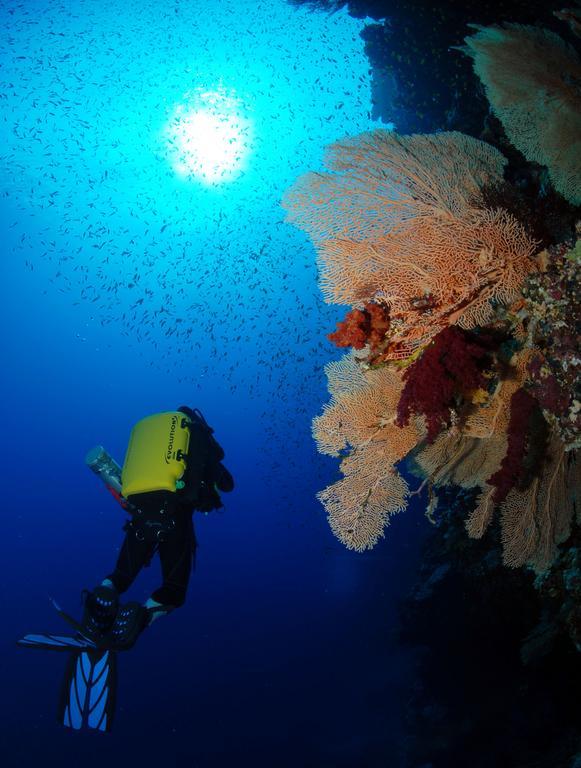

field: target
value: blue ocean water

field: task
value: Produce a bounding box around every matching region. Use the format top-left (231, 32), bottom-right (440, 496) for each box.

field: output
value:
top-left (0, 1), bottom-right (428, 765)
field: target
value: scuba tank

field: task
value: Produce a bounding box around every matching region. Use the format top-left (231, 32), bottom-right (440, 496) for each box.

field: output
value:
top-left (85, 445), bottom-right (126, 506)
top-left (85, 409), bottom-right (233, 514)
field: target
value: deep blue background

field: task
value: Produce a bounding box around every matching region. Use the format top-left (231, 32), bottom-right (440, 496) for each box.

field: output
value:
top-left (0, 2), bottom-right (429, 765)
top-left (0, 276), bottom-right (428, 765)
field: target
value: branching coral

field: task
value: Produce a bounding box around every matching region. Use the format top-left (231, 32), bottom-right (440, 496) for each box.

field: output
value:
top-left (460, 23), bottom-right (581, 205)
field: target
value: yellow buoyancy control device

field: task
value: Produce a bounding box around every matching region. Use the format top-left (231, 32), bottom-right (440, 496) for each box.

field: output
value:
top-left (121, 411), bottom-right (191, 498)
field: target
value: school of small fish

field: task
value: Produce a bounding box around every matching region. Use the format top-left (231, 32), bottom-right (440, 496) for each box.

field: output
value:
top-left (1, 0), bottom-right (379, 510)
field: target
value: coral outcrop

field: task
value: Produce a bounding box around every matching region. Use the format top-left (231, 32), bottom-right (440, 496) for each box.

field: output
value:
top-left (283, 17), bottom-right (579, 579)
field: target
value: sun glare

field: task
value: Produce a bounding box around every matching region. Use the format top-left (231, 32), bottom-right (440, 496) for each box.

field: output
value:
top-left (164, 86), bottom-right (252, 185)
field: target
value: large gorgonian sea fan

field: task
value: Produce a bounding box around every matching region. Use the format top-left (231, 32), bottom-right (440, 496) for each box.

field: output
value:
top-left (282, 130), bottom-right (539, 360)
top-left (459, 23), bottom-right (581, 205)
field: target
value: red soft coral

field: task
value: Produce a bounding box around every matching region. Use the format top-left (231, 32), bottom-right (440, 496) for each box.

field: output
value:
top-left (328, 302), bottom-right (390, 351)
top-left (488, 387), bottom-right (549, 503)
top-left (396, 326), bottom-right (495, 442)
top-left (328, 308), bottom-right (369, 349)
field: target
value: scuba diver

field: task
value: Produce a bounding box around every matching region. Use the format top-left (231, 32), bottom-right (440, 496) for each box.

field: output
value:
top-left (18, 406), bottom-right (233, 731)
top-left (81, 405), bottom-right (234, 650)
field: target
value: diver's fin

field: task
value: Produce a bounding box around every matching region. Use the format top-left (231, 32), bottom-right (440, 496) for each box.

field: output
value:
top-left (57, 649), bottom-right (117, 732)
top-left (49, 595), bottom-right (87, 636)
top-left (17, 633), bottom-right (96, 651)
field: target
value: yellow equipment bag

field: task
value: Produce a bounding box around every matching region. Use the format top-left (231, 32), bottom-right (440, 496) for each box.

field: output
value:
top-left (121, 411), bottom-right (190, 497)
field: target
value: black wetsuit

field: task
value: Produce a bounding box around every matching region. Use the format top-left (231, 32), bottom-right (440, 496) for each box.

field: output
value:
top-left (106, 490), bottom-right (196, 607)
top-left (106, 408), bottom-right (232, 609)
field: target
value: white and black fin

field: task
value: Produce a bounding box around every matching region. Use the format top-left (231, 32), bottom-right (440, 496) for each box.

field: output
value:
top-left (57, 649), bottom-right (117, 732)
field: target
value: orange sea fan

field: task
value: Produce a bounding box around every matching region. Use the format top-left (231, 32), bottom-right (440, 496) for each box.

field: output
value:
top-left (313, 352), bottom-right (422, 460)
top-left (313, 352), bottom-right (425, 550)
top-left (283, 131), bottom-right (508, 243)
top-left (282, 130), bottom-right (508, 273)
top-left (319, 447), bottom-right (410, 552)
top-left (283, 130), bottom-right (539, 360)
top-left (471, 435), bottom-right (579, 573)
top-left (460, 23), bottom-right (581, 204)
top-left (500, 440), bottom-right (579, 572)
